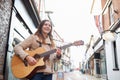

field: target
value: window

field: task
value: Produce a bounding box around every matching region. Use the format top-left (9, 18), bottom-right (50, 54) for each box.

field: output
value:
top-left (13, 6), bottom-right (32, 40)
top-left (112, 41), bottom-right (119, 71)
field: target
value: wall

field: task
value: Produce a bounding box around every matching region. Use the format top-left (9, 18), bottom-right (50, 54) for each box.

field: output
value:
top-left (116, 33), bottom-right (120, 71)
top-left (105, 40), bottom-right (120, 80)
top-left (0, 0), bottom-right (12, 80)
top-left (7, 0), bottom-right (37, 80)
top-left (112, 0), bottom-right (120, 20)
top-left (0, 0), bottom-right (38, 80)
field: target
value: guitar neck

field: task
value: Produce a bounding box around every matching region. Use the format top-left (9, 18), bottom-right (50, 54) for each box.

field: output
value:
top-left (59, 43), bottom-right (73, 50)
top-left (40, 49), bottom-right (56, 57)
top-left (40, 43), bottom-right (73, 57)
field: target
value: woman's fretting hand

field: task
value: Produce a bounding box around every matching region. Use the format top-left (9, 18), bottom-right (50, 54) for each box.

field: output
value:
top-left (56, 48), bottom-right (61, 56)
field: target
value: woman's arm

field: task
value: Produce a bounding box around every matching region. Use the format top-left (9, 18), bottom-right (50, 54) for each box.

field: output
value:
top-left (14, 35), bottom-right (34, 60)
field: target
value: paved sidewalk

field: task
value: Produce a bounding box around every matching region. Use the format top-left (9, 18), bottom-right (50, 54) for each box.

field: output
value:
top-left (53, 71), bottom-right (105, 80)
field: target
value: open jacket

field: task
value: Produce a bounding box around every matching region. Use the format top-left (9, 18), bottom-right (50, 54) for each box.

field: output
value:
top-left (14, 34), bottom-right (61, 75)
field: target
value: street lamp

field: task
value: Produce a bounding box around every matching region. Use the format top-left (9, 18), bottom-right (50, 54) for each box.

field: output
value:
top-left (102, 30), bottom-right (117, 41)
top-left (45, 11), bottom-right (53, 20)
top-left (102, 18), bottom-right (120, 41)
top-left (45, 11), bottom-right (53, 15)
top-left (45, 11), bottom-right (55, 27)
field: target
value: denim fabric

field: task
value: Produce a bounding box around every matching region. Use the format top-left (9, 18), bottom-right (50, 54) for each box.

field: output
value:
top-left (30, 73), bottom-right (52, 80)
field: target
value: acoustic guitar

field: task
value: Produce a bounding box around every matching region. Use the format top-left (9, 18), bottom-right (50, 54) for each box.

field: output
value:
top-left (11, 40), bottom-right (84, 79)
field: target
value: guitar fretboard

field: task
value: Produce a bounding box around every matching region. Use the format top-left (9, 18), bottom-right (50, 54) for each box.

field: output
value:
top-left (39, 43), bottom-right (73, 57)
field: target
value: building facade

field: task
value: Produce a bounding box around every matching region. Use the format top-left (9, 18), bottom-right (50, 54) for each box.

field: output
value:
top-left (0, 0), bottom-right (40, 80)
top-left (0, 0), bottom-right (67, 80)
top-left (86, 0), bottom-right (120, 80)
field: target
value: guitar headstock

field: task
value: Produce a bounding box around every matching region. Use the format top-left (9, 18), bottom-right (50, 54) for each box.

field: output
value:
top-left (72, 40), bottom-right (84, 46)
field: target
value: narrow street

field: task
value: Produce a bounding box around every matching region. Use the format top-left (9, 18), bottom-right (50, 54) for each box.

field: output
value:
top-left (1, 0), bottom-right (120, 80)
top-left (53, 70), bottom-right (102, 80)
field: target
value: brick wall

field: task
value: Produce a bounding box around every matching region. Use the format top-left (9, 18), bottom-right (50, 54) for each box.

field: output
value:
top-left (112, 0), bottom-right (120, 20)
top-left (0, 0), bottom-right (12, 79)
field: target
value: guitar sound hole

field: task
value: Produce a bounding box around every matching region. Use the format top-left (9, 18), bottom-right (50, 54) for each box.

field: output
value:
top-left (34, 54), bottom-right (40, 59)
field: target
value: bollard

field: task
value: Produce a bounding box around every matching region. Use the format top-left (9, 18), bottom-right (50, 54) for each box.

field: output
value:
top-left (56, 71), bottom-right (64, 80)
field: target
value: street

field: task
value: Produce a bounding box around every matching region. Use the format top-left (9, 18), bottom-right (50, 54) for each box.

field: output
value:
top-left (53, 70), bottom-right (102, 80)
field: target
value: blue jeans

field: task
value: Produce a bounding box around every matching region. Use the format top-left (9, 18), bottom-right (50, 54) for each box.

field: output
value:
top-left (29, 73), bottom-right (52, 80)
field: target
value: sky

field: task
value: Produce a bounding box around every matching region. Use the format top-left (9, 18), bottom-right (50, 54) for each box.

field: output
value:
top-left (44, 0), bottom-right (101, 67)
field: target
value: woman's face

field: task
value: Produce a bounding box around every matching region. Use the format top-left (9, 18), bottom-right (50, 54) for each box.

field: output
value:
top-left (42, 21), bottom-right (52, 35)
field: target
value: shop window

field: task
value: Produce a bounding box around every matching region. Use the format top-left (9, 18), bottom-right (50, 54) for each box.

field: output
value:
top-left (94, 53), bottom-right (100, 59)
top-left (13, 6), bottom-right (32, 35)
top-left (112, 41), bottom-right (119, 71)
top-left (12, 38), bottom-right (21, 47)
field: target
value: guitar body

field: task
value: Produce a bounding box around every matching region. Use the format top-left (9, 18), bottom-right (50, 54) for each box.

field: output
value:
top-left (11, 47), bottom-right (46, 79)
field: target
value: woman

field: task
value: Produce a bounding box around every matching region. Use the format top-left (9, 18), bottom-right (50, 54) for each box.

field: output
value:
top-left (14, 19), bottom-right (61, 80)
